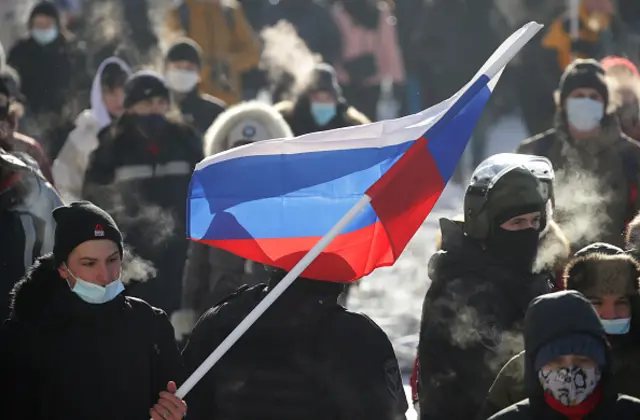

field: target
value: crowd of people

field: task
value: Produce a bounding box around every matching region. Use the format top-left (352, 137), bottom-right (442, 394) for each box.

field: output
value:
top-left (2, 0), bottom-right (640, 419)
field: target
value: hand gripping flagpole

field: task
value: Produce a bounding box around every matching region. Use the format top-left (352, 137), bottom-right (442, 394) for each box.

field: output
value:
top-left (174, 195), bottom-right (373, 399)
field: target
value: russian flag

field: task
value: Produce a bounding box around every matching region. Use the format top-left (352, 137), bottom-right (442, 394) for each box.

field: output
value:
top-left (188, 22), bottom-right (543, 283)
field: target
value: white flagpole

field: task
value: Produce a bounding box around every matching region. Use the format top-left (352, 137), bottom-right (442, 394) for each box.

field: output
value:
top-left (157, 22), bottom-right (544, 409)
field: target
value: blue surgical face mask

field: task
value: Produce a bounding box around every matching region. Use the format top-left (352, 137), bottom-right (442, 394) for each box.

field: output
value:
top-left (310, 102), bottom-right (337, 126)
top-left (601, 317), bottom-right (631, 335)
top-left (64, 263), bottom-right (124, 304)
top-left (31, 27), bottom-right (59, 46)
top-left (565, 97), bottom-right (605, 132)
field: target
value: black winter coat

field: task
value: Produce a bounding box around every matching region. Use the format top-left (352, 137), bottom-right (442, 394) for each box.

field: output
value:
top-left (274, 97), bottom-right (370, 137)
top-left (182, 278), bottom-right (408, 420)
top-left (488, 291), bottom-right (640, 420)
top-left (418, 219), bottom-right (553, 420)
top-left (8, 35), bottom-right (85, 117)
top-left (178, 90), bottom-right (226, 136)
top-left (83, 115), bottom-right (204, 315)
top-left (0, 254), bottom-right (183, 420)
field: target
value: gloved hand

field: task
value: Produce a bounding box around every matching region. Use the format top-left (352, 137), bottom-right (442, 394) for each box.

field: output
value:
top-left (170, 309), bottom-right (198, 342)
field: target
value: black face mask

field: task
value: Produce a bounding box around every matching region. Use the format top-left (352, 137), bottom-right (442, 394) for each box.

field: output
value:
top-left (132, 114), bottom-right (168, 139)
top-left (486, 227), bottom-right (540, 273)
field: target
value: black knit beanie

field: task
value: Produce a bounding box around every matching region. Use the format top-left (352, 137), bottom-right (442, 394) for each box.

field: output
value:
top-left (52, 201), bottom-right (123, 266)
top-left (166, 38), bottom-right (203, 68)
top-left (558, 59), bottom-right (609, 108)
top-left (307, 63), bottom-right (343, 99)
top-left (29, 1), bottom-right (60, 28)
top-left (123, 70), bottom-right (170, 109)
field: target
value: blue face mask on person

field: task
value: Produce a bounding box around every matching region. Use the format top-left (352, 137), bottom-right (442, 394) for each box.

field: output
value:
top-left (310, 102), bottom-right (337, 126)
top-left (31, 27), bottom-right (59, 46)
top-left (601, 317), bottom-right (631, 335)
top-left (64, 263), bottom-right (124, 304)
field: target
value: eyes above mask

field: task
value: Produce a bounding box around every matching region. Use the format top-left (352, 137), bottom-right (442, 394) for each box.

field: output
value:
top-left (166, 68), bottom-right (200, 94)
top-left (63, 263), bottom-right (124, 304)
top-left (565, 97), bottom-right (605, 132)
top-left (31, 27), bottom-right (59, 46)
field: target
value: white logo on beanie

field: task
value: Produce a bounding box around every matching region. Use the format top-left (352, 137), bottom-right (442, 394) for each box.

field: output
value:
top-left (94, 224), bottom-right (105, 237)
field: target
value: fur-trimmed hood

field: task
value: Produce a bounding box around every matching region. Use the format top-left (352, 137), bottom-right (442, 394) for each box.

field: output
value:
top-left (203, 101), bottom-right (294, 156)
top-left (564, 253), bottom-right (640, 297)
top-left (9, 253), bottom-right (65, 322)
top-left (626, 212), bottom-right (640, 253)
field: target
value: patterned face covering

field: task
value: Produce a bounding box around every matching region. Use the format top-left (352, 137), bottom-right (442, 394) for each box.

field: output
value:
top-left (538, 365), bottom-right (601, 406)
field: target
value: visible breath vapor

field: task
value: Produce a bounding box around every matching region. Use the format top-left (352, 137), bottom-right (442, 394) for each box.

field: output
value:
top-left (260, 21), bottom-right (322, 100)
top-left (88, 185), bottom-right (178, 249)
top-left (553, 168), bottom-right (612, 247)
top-left (121, 246), bottom-right (157, 284)
top-left (85, 0), bottom-right (123, 48)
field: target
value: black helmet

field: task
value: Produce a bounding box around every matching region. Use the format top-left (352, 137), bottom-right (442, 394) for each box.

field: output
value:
top-left (464, 153), bottom-right (550, 241)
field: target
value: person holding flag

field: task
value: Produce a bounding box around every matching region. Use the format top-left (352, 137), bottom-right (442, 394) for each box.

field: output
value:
top-left (172, 21), bottom-right (544, 420)
top-left (182, 265), bottom-right (408, 419)
top-left (418, 153), bottom-right (555, 420)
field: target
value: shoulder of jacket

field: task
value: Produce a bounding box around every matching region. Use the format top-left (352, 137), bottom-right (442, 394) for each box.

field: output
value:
top-left (517, 128), bottom-right (556, 152)
top-left (345, 106), bottom-right (371, 125)
top-left (126, 296), bottom-right (166, 317)
top-left (488, 399), bottom-right (531, 419)
top-left (616, 393), bottom-right (640, 406)
top-left (199, 93), bottom-right (227, 109)
top-left (273, 100), bottom-right (295, 115)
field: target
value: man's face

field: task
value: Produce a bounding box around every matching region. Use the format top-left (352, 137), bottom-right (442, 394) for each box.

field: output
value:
top-left (128, 97), bottom-right (170, 116)
top-left (167, 60), bottom-right (199, 73)
top-left (589, 294), bottom-right (632, 320)
top-left (31, 15), bottom-right (56, 31)
top-left (567, 87), bottom-right (605, 104)
top-left (309, 91), bottom-right (336, 105)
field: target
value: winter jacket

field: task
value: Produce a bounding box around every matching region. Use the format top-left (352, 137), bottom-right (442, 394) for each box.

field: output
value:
top-left (83, 115), bottom-right (204, 316)
top-left (262, 0), bottom-right (343, 66)
top-left (0, 151), bottom-right (61, 321)
top-left (2, 131), bottom-right (54, 185)
top-left (177, 90), bottom-right (226, 137)
top-left (331, 2), bottom-right (405, 88)
top-left (418, 219), bottom-right (554, 420)
top-left (274, 98), bottom-right (370, 137)
top-left (53, 57), bottom-right (132, 203)
top-left (166, 0), bottom-right (260, 105)
top-left (517, 114), bottom-right (640, 250)
top-left (487, 291), bottom-right (640, 420)
top-left (0, 254), bottom-right (183, 420)
top-left (411, 218), bottom-right (569, 415)
top-left (8, 34), bottom-right (85, 118)
top-left (182, 276), bottom-right (408, 420)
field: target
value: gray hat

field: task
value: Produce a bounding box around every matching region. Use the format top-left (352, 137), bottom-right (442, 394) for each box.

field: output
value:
top-left (534, 333), bottom-right (606, 371)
